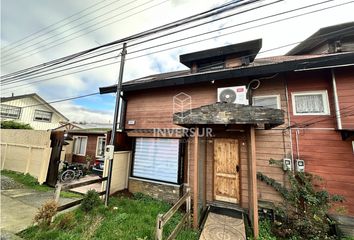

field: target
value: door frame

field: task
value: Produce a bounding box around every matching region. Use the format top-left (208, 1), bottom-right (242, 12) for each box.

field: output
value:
top-left (213, 138), bottom-right (241, 204)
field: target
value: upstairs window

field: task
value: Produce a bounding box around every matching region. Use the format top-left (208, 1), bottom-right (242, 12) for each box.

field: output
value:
top-left (96, 137), bottom-right (106, 157)
top-left (292, 90), bottom-right (330, 115)
top-left (252, 95), bottom-right (280, 109)
top-left (0, 104), bottom-right (21, 119)
top-left (73, 136), bottom-right (87, 156)
top-left (34, 110), bottom-right (52, 122)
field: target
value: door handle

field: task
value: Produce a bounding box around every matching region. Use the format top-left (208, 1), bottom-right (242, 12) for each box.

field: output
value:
top-left (236, 165), bottom-right (240, 173)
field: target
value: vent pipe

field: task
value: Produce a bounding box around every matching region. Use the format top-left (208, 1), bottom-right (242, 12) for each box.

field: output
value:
top-left (331, 69), bottom-right (342, 130)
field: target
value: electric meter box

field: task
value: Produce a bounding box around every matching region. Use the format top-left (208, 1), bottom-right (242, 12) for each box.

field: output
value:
top-left (105, 145), bottom-right (114, 160)
top-left (296, 159), bottom-right (305, 172)
top-left (283, 158), bottom-right (292, 171)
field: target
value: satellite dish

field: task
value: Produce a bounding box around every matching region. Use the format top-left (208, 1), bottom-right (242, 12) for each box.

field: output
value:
top-left (219, 89), bottom-right (237, 103)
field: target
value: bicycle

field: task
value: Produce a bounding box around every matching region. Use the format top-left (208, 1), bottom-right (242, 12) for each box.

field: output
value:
top-left (59, 162), bottom-right (85, 183)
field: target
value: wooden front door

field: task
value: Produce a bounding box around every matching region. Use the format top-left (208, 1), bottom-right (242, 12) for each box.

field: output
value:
top-left (214, 138), bottom-right (240, 203)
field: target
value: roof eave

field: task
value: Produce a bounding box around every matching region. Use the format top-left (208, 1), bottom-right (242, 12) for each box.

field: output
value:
top-left (99, 52), bottom-right (354, 94)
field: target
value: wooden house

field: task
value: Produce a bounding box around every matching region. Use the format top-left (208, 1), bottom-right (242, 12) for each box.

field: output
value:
top-left (0, 93), bottom-right (69, 130)
top-left (100, 22), bottom-right (354, 235)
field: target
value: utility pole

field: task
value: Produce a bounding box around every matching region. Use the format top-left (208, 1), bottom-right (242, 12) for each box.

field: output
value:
top-left (105, 43), bottom-right (127, 206)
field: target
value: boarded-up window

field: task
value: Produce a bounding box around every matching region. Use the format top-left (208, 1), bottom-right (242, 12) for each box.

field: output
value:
top-left (292, 91), bottom-right (330, 115)
top-left (253, 95), bottom-right (280, 109)
top-left (1, 104), bottom-right (21, 119)
top-left (34, 110), bottom-right (52, 122)
top-left (132, 138), bottom-right (179, 184)
top-left (73, 136), bottom-right (87, 156)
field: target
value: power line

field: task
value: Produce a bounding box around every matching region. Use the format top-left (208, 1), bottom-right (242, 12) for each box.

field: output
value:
top-left (0, 0), bottom-right (254, 75)
top-left (1, 0), bottom-right (117, 52)
top-left (7, 92), bottom-right (101, 109)
top-left (2, 0), bottom-right (352, 91)
top-left (1, 0), bottom-right (341, 84)
top-left (1, 0), bottom-right (280, 82)
top-left (1, 0), bottom-right (159, 64)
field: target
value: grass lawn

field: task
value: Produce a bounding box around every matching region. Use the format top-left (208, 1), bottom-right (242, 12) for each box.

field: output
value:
top-left (19, 193), bottom-right (199, 240)
top-left (1, 170), bottom-right (80, 198)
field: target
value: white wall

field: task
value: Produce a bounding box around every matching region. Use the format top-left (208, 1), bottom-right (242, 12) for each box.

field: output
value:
top-left (2, 96), bottom-right (67, 130)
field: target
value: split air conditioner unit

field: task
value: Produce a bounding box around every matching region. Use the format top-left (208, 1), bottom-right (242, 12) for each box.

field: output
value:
top-left (217, 86), bottom-right (248, 105)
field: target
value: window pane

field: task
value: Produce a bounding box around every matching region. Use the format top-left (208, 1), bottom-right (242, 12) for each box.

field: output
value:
top-left (96, 138), bottom-right (105, 157)
top-left (73, 137), bottom-right (87, 155)
top-left (133, 138), bottom-right (179, 183)
top-left (0, 104), bottom-right (21, 119)
top-left (295, 94), bottom-right (324, 113)
top-left (34, 110), bottom-right (52, 122)
top-left (253, 96), bottom-right (279, 109)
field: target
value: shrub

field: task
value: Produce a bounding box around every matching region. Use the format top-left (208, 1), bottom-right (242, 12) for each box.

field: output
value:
top-left (257, 159), bottom-right (344, 240)
top-left (34, 200), bottom-right (58, 226)
top-left (80, 190), bottom-right (102, 212)
top-left (1, 120), bottom-right (33, 129)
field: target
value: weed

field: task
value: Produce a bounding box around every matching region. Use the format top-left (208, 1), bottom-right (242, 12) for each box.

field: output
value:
top-left (34, 200), bottom-right (58, 226)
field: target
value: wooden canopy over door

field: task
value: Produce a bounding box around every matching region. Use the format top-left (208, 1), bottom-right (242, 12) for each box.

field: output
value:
top-left (214, 138), bottom-right (240, 204)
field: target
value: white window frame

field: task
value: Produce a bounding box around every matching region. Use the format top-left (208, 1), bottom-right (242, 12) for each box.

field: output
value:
top-left (73, 136), bottom-right (88, 156)
top-left (33, 110), bottom-right (52, 122)
top-left (0, 104), bottom-right (21, 119)
top-left (252, 95), bottom-right (281, 109)
top-left (292, 90), bottom-right (330, 116)
top-left (96, 136), bottom-right (106, 157)
top-left (132, 138), bottom-right (181, 184)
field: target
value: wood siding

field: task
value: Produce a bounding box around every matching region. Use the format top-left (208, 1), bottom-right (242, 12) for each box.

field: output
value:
top-left (287, 69), bottom-right (354, 215)
top-left (2, 96), bottom-right (67, 130)
top-left (71, 134), bottom-right (104, 165)
top-left (127, 76), bottom-right (289, 209)
top-left (334, 67), bottom-right (354, 129)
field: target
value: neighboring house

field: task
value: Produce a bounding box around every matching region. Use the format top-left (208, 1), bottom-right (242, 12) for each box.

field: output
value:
top-left (100, 22), bottom-right (354, 230)
top-left (0, 93), bottom-right (69, 130)
top-left (67, 128), bottom-right (108, 165)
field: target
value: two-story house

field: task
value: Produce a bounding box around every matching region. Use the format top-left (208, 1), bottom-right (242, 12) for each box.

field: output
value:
top-left (0, 93), bottom-right (69, 130)
top-left (100, 22), bottom-right (354, 234)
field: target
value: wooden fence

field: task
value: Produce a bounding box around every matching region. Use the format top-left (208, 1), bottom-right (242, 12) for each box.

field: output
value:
top-left (155, 188), bottom-right (191, 240)
top-left (54, 177), bottom-right (108, 212)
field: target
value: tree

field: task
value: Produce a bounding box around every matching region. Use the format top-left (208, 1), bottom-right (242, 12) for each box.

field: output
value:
top-left (1, 120), bottom-right (33, 129)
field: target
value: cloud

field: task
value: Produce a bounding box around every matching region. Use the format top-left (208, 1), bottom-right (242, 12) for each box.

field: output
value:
top-left (1, 0), bottom-right (354, 123)
top-left (52, 100), bottom-right (114, 123)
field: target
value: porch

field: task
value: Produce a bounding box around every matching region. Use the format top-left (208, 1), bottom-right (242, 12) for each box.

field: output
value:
top-left (173, 102), bottom-right (285, 238)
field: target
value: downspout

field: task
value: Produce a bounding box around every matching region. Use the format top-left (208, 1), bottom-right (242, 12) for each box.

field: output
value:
top-left (331, 69), bottom-right (342, 130)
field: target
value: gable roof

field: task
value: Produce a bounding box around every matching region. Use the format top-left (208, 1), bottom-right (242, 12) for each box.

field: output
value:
top-left (1, 93), bottom-right (69, 121)
top-left (100, 52), bottom-right (354, 94)
top-left (287, 22), bottom-right (354, 55)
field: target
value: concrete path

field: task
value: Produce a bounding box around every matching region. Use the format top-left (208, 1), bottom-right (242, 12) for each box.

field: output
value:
top-left (0, 177), bottom-right (76, 237)
top-left (199, 212), bottom-right (246, 240)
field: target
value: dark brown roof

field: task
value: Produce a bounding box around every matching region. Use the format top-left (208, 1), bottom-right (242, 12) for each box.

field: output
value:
top-left (180, 39), bottom-right (262, 67)
top-left (100, 52), bottom-right (354, 94)
top-left (287, 22), bottom-right (354, 55)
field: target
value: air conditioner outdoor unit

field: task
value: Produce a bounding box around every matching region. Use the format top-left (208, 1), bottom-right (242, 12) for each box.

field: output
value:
top-left (217, 86), bottom-right (248, 105)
